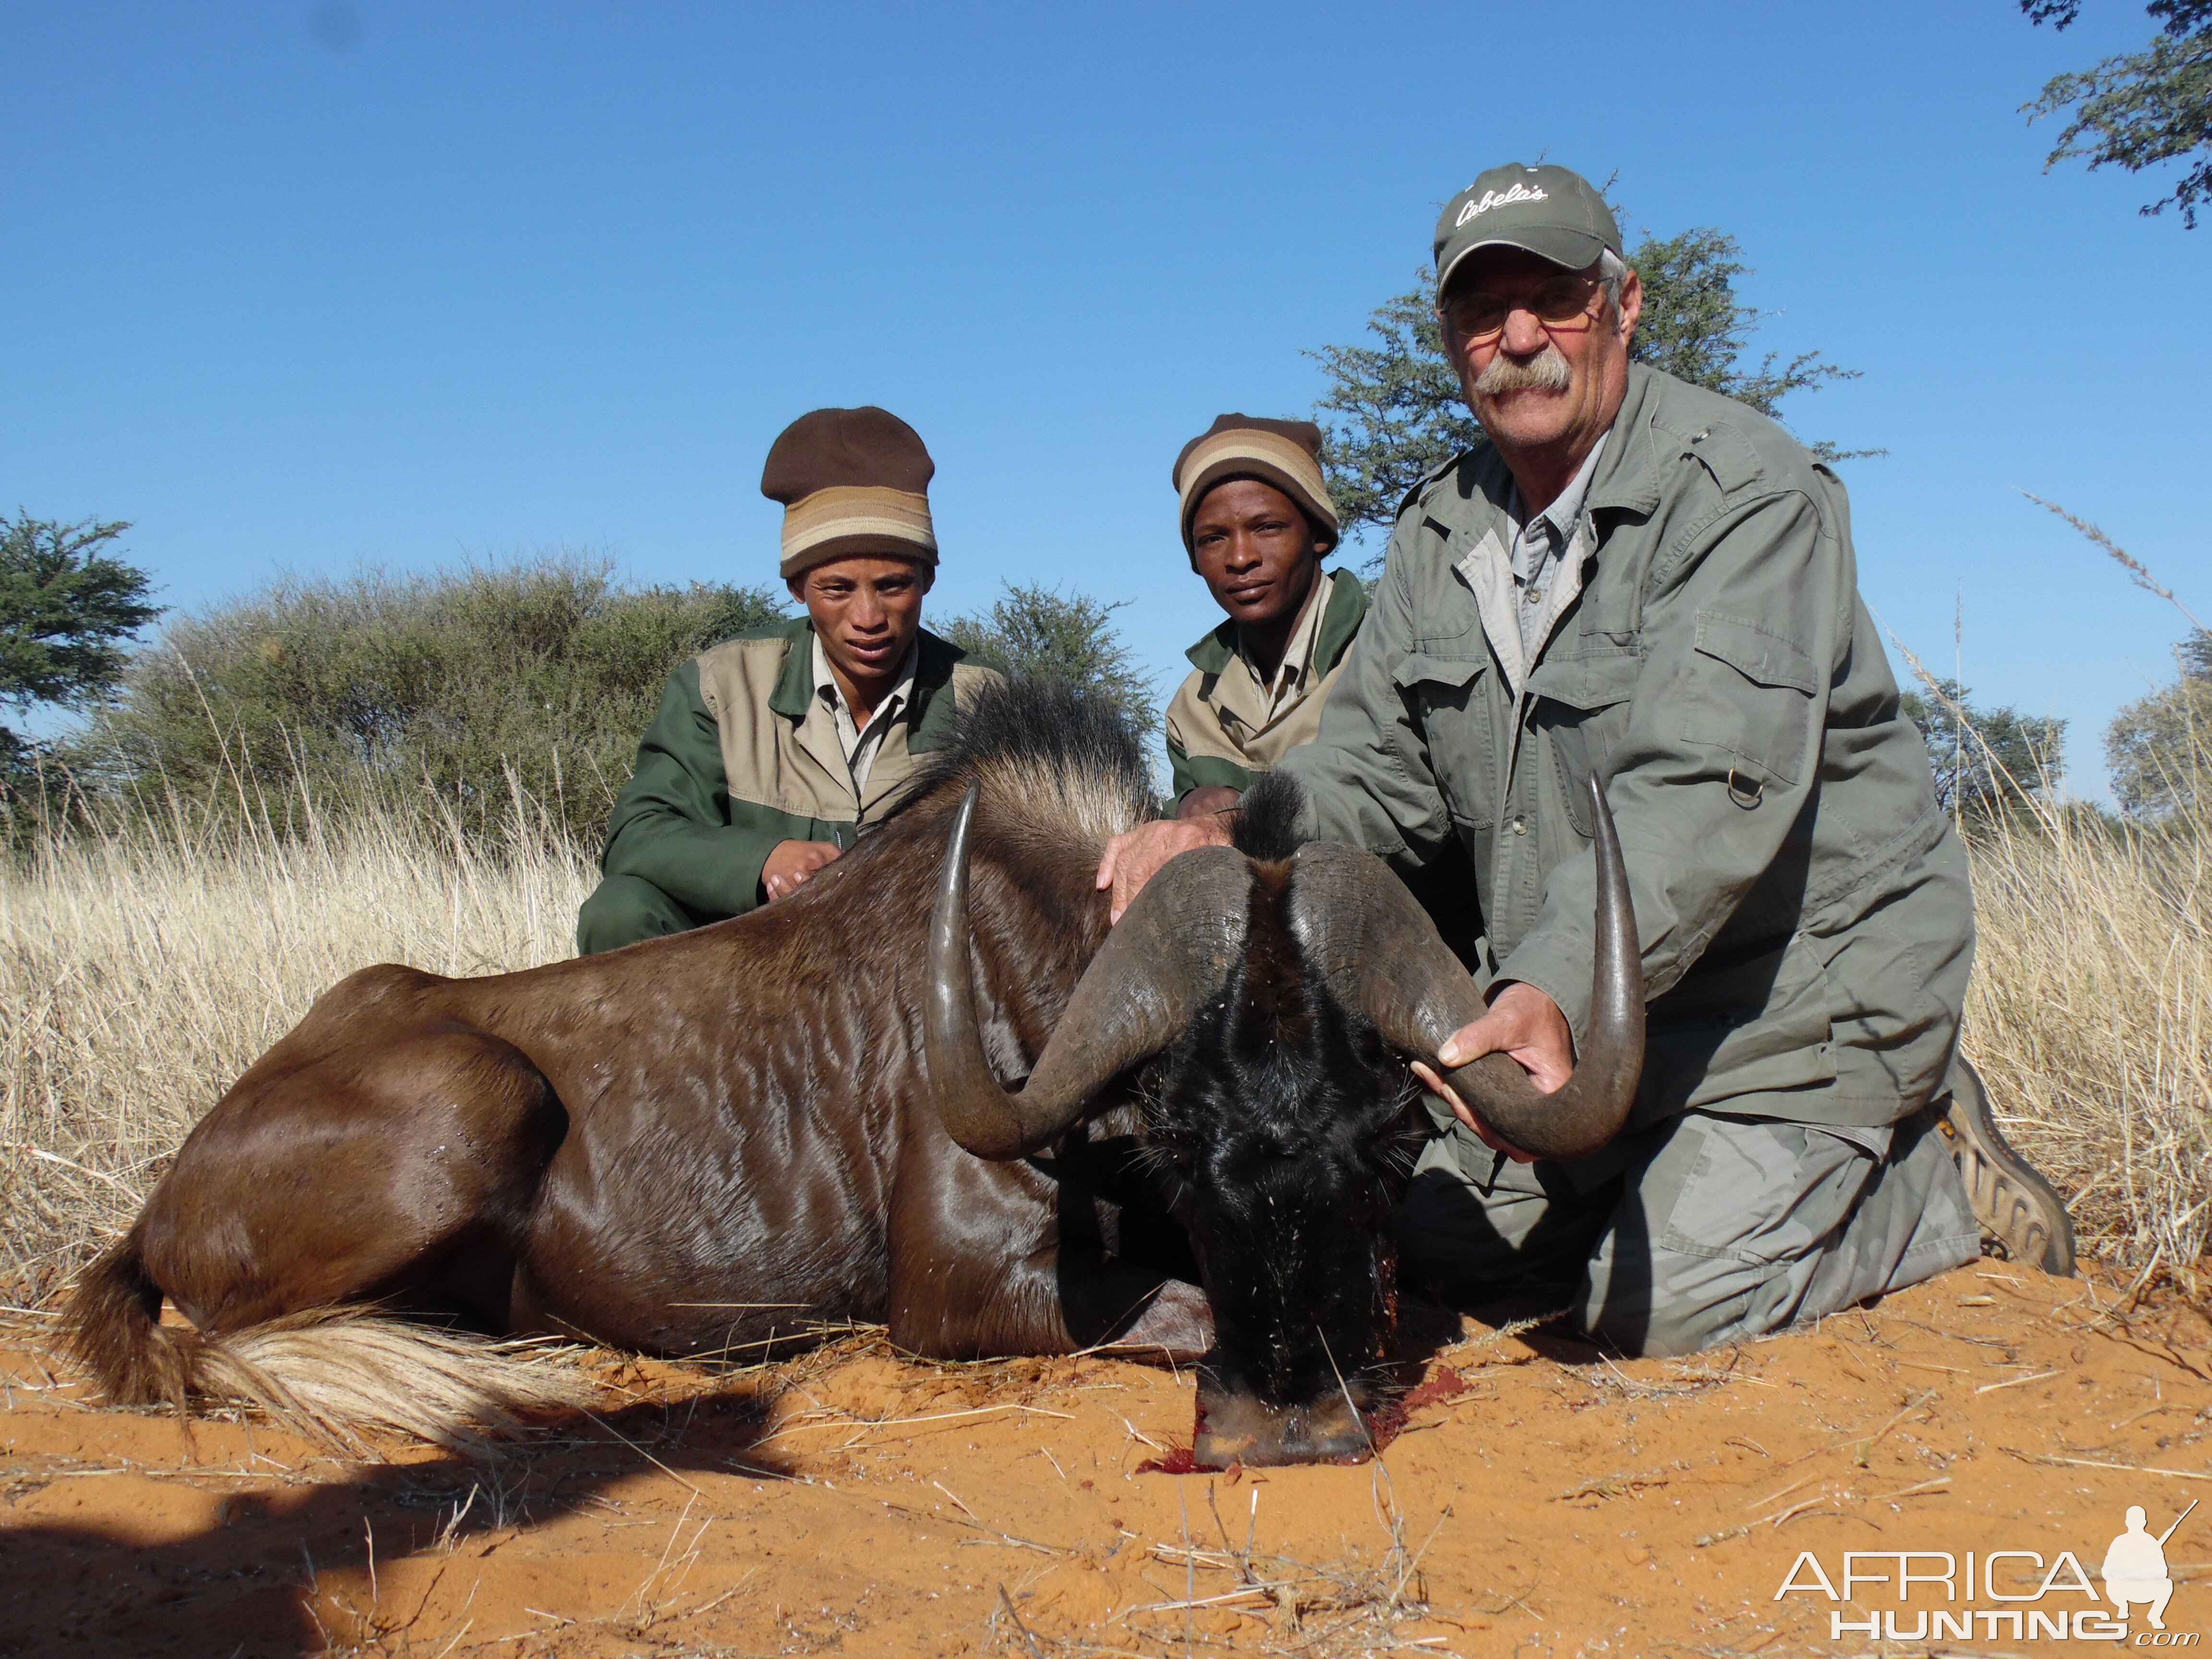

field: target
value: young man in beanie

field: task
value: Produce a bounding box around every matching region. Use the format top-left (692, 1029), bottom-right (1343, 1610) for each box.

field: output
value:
top-left (1163, 415), bottom-right (1370, 818)
top-left (1100, 164), bottom-right (2072, 1355)
top-left (576, 406), bottom-right (999, 953)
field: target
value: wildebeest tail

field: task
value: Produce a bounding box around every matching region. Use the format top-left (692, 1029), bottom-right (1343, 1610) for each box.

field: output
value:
top-left (66, 1227), bottom-right (193, 1411)
top-left (67, 1236), bottom-right (594, 1452)
top-left (190, 1311), bottom-right (596, 1452)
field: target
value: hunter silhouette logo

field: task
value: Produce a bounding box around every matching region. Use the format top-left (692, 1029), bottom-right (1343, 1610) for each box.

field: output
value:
top-left (1774, 1499), bottom-right (2198, 1643)
top-left (2105, 1501), bottom-right (2193, 1632)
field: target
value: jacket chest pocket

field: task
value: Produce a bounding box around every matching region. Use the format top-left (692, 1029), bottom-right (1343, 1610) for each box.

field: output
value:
top-left (1391, 652), bottom-right (1496, 830)
top-left (1526, 651), bottom-right (1641, 839)
top-left (1684, 611), bottom-right (1820, 789)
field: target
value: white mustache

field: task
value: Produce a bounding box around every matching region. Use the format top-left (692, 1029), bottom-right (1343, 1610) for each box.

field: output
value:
top-left (1474, 346), bottom-right (1573, 395)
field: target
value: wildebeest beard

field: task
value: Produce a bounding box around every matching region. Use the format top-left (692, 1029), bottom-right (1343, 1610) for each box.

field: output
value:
top-left (1130, 785), bottom-right (1429, 1468)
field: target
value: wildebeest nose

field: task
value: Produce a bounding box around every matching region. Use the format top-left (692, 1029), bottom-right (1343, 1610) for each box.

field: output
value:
top-left (1193, 1384), bottom-right (1374, 1468)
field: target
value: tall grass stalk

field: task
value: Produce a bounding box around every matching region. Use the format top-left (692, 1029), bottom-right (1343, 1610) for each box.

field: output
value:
top-left (1894, 510), bottom-right (2212, 1279)
top-left (1964, 805), bottom-right (2210, 1272)
top-left (0, 773), bottom-right (591, 1304)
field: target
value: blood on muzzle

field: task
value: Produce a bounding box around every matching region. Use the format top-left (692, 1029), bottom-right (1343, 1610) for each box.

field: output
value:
top-left (1194, 1380), bottom-right (1374, 1468)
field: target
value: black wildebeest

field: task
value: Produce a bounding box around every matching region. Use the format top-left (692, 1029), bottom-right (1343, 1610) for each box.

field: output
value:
top-left (70, 684), bottom-right (1640, 1466)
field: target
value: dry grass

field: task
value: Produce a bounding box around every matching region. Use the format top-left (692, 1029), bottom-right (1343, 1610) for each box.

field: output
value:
top-left (0, 781), bottom-right (591, 1305)
top-left (1960, 745), bottom-right (2211, 1278)
top-left (2, 588), bottom-right (2208, 1310)
top-left (1915, 505), bottom-right (2210, 1283)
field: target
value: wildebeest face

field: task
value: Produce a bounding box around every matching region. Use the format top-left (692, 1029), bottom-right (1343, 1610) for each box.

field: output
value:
top-left (1140, 870), bottom-right (1424, 1467)
top-left (924, 771), bottom-right (1645, 1467)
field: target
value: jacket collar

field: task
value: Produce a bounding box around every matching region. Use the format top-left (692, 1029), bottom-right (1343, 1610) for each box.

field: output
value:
top-left (1441, 362), bottom-right (1669, 530)
top-left (1313, 565), bottom-right (1371, 669)
top-left (767, 615), bottom-right (969, 730)
top-left (1183, 565), bottom-right (1369, 677)
top-left (1581, 363), bottom-right (1665, 519)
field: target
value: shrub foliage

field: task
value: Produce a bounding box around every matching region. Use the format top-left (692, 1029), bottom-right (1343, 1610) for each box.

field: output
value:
top-left (2023, 0), bottom-right (2212, 228)
top-left (65, 557), bottom-right (1160, 844)
top-left (2107, 626), bottom-right (2212, 817)
top-left (940, 582), bottom-right (1159, 739)
top-left (1899, 678), bottom-right (2068, 819)
top-left (75, 557), bottom-right (786, 842)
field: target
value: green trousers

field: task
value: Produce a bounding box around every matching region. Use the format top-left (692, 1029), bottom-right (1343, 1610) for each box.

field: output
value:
top-left (575, 874), bottom-right (721, 956)
top-left (1397, 1098), bottom-right (1980, 1357)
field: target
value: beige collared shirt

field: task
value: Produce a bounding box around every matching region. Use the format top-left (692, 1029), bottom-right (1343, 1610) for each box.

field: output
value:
top-left (1223, 567), bottom-right (1332, 731)
top-left (1456, 431), bottom-right (1611, 699)
top-left (811, 637), bottom-right (918, 799)
top-left (1165, 567), bottom-right (1368, 789)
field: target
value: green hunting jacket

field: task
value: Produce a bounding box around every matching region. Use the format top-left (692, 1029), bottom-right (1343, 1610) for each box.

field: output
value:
top-left (1277, 364), bottom-right (1974, 1132)
top-left (596, 617), bottom-right (998, 923)
top-left (1165, 567), bottom-right (1370, 802)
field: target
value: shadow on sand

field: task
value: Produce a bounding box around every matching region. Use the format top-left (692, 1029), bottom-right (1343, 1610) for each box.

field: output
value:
top-left (2, 1385), bottom-right (797, 1659)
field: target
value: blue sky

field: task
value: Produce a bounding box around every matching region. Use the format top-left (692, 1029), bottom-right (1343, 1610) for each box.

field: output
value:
top-left (2, 1), bottom-right (2203, 796)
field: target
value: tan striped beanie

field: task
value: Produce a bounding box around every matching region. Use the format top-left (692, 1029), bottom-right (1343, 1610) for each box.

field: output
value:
top-left (1172, 414), bottom-right (1339, 559)
top-left (761, 406), bottom-right (938, 580)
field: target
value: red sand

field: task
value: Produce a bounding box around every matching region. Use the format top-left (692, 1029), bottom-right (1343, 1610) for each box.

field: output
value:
top-left (4, 1262), bottom-right (2209, 1656)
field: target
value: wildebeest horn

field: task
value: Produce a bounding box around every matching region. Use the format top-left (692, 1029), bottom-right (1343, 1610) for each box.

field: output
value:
top-left (926, 781), bottom-right (1253, 1161)
top-left (1289, 776), bottom-right (1643, 1163)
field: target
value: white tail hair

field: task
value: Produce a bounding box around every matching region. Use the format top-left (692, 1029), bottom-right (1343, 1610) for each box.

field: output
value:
top-left (190, 1310), bottom-right (596, 1454)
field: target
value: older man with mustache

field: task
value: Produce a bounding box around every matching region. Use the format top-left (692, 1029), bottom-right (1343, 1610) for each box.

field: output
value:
top-left (1099, 163), bottom-right (2072, 1355)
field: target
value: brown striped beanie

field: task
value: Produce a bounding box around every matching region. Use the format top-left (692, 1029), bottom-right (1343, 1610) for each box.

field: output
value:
top-left (761, 406), bottom-right (938, 579)
top-left (1172, 414), bottom-right (1339, 559)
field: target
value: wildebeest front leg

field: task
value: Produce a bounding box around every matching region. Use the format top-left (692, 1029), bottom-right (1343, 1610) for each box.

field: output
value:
top-left (885, 1134), bottom-right (1212, 1362)
top-left (1051, 1158), bottom-right (1213, 1359)
top-left (1069, 1270), bottom-right (1214, 1359)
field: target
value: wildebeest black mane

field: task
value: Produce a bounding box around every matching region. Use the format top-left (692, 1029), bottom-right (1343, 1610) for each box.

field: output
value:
top-left (1232, 769), bottom-right (1309, 863)
top-left (889, 676), bottom-right (1159, 828)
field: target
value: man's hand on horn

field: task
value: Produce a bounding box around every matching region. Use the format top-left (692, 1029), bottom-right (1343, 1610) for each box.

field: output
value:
top-left (1408, 982), bottom-right (1575, 1164)
top-left (1095, 814), bottom-right (1235, 924)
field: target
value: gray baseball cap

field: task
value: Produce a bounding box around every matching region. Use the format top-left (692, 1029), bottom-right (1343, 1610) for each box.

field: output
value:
top-left (1433, 163), bottom-right (1623, 292)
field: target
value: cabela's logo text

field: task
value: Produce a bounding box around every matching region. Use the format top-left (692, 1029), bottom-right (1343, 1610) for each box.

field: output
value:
top-left (1454, 182), bottom-right (1547, 228)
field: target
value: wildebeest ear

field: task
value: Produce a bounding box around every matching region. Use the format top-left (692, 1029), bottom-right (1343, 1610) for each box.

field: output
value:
top-left (1234, 770), bottom-right (1308, 864)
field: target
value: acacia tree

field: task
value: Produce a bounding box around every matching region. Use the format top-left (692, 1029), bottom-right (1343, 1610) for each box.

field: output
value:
top-left (2106, 627), bottom-right (2211, 816)
top-left (2023, 0), bottom-right (2212, 227)
top-left (0, 515), bottom-right (161, 779)
top-left (1308, 225), bottom-right (1867, 542)
top-left (941, 583), bottom-right (1157, 738)
top-left (1898, 680), bottom-right (2069, 818)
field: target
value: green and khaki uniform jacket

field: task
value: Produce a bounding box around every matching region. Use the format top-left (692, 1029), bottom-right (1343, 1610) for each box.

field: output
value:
top-left (1277, 364), bottom-right (1974, 1133)
top-left (1165, 567), bottom-right (1370, 802)
top-left (578, 617), bottom-right (998, 952)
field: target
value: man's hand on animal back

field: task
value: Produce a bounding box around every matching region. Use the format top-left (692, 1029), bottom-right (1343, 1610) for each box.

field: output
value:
top-left (1409, 983), bottom-right (1575, 1164)
top-left (1095, 816), bottom-right (1236, 923)
top-left (762, 838), bottom-right (842, 902)
top-left (1176, 785), bottom-right (1242, 821)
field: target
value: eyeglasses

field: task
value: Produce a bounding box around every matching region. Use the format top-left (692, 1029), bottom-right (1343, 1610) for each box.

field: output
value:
top-left (1438, 275), bottom-right (1604, 342)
